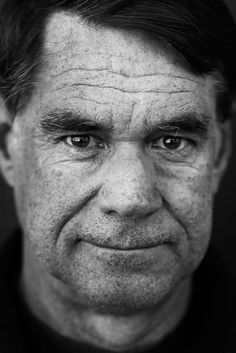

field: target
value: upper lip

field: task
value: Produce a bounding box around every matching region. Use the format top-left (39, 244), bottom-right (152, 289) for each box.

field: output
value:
top-left (81, 239), bottom-right (172, 251)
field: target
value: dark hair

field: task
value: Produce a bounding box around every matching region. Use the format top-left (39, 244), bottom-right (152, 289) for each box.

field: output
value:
top-left (1, 0), bottom-right (236, 119)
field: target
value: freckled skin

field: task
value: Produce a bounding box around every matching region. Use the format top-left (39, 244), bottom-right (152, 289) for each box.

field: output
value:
top-left (2, 12), bottom-right (230, 352)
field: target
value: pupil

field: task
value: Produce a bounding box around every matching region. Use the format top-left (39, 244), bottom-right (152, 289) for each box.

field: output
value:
top-left (72, 136), bottom-right (90, 148)
top-left (163, 137), bottom-right (181, 150)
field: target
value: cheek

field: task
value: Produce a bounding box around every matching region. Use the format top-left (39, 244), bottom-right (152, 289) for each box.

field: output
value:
top-left (163, 165), bottom-right (214, 265)
top-left (12, 139), bottom-right (99, 248)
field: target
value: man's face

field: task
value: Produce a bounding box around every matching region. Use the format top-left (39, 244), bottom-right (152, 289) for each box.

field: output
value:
top-left (3, 13), bottom-right (229, 314)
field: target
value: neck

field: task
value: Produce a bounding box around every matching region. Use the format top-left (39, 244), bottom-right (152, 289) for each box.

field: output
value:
top-left (20, 242), bottom-right (192, 352)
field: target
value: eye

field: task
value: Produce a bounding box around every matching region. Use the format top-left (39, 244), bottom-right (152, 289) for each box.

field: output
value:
top-left (151, 136), bottom-right (188, 151)
top-left (65, 135), bottom-right (105, 149)
top-left (66, 135), bottom-right (90, 148)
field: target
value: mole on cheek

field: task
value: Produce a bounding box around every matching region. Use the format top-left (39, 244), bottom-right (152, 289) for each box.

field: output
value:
top-left (50, 169), bottom-right (64, 178)
top-left (55, 170), bottom-right (63, 178)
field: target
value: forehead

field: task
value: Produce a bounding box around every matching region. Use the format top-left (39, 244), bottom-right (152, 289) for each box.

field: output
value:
top-left (44, 12), bottom-right (188, 77)
top-left (33, 12), bottom-right (218, 128)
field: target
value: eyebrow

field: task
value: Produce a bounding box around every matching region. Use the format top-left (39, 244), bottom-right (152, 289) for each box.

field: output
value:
top-left (146, 112), bottom-right (211, 137)
top-left (38, 109), bottom-right (211, 137)
top-left (39, 110), bottom-right (113, 135)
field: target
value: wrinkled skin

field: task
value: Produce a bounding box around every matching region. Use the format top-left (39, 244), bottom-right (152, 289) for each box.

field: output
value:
top-left (0, 12), bottom-right (230, 351)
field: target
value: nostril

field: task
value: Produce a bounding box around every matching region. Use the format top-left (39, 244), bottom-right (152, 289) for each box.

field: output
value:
top-left (101, 201), bottom-right (160, 219)
top-left (146, 209), bottom-right (158, 218)
top-left (105, 210), bottom-right (118, 216)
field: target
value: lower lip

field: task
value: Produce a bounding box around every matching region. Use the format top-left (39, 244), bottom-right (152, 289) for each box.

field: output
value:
top-left (78, 241), bottom-right (173, 271)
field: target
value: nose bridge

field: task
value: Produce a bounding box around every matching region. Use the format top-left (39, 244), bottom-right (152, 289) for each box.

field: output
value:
top-left (99, 145), bottom-right (162, 218)
top-left (114, 149), bottom-right (151, 193)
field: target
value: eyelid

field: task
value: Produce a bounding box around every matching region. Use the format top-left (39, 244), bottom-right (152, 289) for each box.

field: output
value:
top-left (146, 126), bottom-right (202, 140)
top-left (56, 132), bottom-right (100, 141)
top-left (149, 132), bottom-right (194, 143)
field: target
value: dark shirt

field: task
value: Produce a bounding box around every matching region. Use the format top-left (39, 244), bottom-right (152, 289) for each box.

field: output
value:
top-left (0, 231), bottom-right (235, 353)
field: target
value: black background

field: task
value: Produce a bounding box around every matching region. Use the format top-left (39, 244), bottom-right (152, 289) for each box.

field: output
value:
top-left (1, 0), bottom-right (236, 272)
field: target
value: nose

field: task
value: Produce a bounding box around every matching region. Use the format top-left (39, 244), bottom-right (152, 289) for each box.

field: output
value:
top-left (99, 147), bottom-right (162, 219)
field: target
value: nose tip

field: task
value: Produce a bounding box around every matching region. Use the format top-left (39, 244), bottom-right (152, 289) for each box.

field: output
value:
top-left (99, 182), bottom-right (162, 219)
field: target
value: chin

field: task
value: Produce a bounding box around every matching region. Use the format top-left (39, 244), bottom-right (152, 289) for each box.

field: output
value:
top-left (67, 272), bottom-right (184, 316)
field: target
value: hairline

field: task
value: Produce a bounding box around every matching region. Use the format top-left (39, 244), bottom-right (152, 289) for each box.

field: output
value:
top-left (13, 9), bottom-right (227, 123)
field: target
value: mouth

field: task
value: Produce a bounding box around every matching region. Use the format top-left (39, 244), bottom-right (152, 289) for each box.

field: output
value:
top-left (77, 240), bottom-right (175, 272)
top-left (72, 228), bottom-right (178, 254)
top-left (80, 239), bottom-right (173, 251)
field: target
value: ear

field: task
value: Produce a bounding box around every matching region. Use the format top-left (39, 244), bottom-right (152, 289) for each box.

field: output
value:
top-left (0, 98), bottom-right (15, 187)
top-left (212, 119), bottom-right (232, 194)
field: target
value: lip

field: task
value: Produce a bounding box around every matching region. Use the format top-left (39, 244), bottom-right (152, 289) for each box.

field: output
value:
top-left (78, 240), bottom-right (174, 271)
top-left (71, 233), bottom-right (179, 274)
top-left (79, 239), bottom-right (172, 251)
top-left (72, 228), bottom-right (178, 253)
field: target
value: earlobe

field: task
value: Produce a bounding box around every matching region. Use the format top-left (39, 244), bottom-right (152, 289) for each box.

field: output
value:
top-left (212, 120), bottom-right (232, 194)
top-left (0, 99), bottom-right (15, 187)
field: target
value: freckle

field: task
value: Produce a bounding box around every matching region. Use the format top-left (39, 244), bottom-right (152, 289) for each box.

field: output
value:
top-left (54, 170), bottom-right (63, 178)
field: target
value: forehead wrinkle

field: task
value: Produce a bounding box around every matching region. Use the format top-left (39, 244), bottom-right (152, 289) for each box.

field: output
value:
top-left (51, 81), bottom-right (193, 95)
top-left (44, 62), bottom-right (205, 98)
top-left (47, 61), bottom-right (202, 92)
top-left (50, 66), bottom-right (202, 85)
